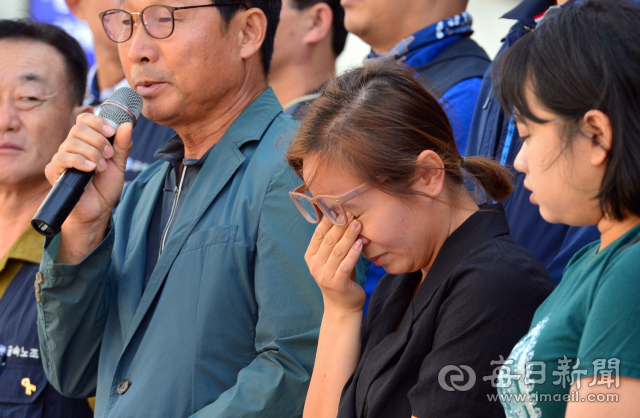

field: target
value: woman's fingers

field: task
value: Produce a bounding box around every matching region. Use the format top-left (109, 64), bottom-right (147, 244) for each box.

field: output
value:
top-left (323, 219), bottom-right (362, 283)
top-left (323, 237), bottom-right (366, 313)
top-left (312, 215), bottom-right (353, 269)
top-left (305, 215), bottom-right (335, 263)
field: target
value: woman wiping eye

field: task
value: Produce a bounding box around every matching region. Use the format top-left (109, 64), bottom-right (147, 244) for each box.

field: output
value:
top-left (285, 61), bottom-right (554, 418)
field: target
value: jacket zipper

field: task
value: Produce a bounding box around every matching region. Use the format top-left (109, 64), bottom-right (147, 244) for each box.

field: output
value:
top-left (159, 165), bottom-right (187, 256)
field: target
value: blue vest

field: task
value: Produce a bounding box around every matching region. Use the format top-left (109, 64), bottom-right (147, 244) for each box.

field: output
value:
top-left (0, 262), bottom-right (93, 418)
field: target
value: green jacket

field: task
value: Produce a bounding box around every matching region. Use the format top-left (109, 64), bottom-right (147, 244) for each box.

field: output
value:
top-left (37, 89), bottom-right (334, 418)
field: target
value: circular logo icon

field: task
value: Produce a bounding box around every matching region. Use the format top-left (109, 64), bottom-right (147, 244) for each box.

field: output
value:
top-left (438, 365), bottom-right (476, 392)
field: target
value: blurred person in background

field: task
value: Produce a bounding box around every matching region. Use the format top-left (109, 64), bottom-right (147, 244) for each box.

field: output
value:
top-left (0, 19), bottom-right (93, 418)
top-left (269, 0), bottom-right (347, 120)
top-left (65, 0), bottom-right (175, 183)
top-left (343, 0), bottom-right (488, 155)
top-left (464, 0), bottom-right (602, 287)
top-left (35, 0), bottom-right (331, 417)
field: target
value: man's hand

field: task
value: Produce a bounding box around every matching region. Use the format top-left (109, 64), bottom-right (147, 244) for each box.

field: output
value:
top-left (44, 113), bottom-right (133, 264)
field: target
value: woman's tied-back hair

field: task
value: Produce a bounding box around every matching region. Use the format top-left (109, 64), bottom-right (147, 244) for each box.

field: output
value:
top-left (494, 0), bottom-right (640, 221)
top-left (286, 61), bottom-right (514, 204)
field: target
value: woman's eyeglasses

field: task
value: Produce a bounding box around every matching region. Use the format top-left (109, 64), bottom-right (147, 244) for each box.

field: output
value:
top-left (289, 183), bottom-right (372, 226)
top-left (99, 2), bottom-right (245, 43)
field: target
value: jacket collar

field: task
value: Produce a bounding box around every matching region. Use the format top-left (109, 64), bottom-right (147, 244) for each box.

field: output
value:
top-left (502, 0), bottom-right (557, 27)
top-left (364, 12), bottom-right (474, 67)
top-left (410, 203), bottom-right (511, 321)
top-left (153, 87), bottom-right (283, 165)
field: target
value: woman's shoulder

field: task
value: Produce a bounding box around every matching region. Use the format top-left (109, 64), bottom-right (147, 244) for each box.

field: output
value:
top-left (452, 233), bottom-right (555, 301)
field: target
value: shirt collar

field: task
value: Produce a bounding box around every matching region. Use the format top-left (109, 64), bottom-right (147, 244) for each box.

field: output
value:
top-left (502, 0), bottom-right (558, 26)
top-left (0, 226), bottom-right (44, 272)
top-left (154, 134), bottom-right (212, 169)
top-left (410, 203), bottom-right (511, 319)
top-left (364, 12), bottom-right (474, 65)
top-left (154, 87), bottom-right (284, 166)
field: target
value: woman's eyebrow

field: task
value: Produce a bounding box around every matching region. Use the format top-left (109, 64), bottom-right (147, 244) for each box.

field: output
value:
top-left (342, 201), bottom-right (357, 210)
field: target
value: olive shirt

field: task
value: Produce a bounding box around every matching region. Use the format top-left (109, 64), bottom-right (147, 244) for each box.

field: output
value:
top-left (0, 226), bottom-right (43, 299)
top-left (337, 204), bottom-right (554, 418)
top-left (499, 222), bottom-right (640, 418)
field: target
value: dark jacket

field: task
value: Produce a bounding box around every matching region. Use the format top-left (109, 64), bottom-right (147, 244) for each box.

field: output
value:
top-left (338, 204), bottom-right (554, 418)
top-left (464, 0), bottom-right (600, 286)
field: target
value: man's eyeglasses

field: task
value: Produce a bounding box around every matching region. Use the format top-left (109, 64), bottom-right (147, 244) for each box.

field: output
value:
top-left (99, 2), bottom-right (245, 43)
top-left (289, 183), bottom-right (372, 226)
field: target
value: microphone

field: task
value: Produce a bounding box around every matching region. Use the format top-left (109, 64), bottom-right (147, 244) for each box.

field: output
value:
top-left (31, 87), bottom-right (143, 237)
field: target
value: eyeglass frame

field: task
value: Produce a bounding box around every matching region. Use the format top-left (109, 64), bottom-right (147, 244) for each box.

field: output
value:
top-left (289, 183), bottom-right (373, 226)
top-left (99, 2), bottom-right (246, 43)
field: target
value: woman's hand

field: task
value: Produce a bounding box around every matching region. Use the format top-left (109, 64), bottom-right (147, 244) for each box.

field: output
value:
top-left (305, 214), bottom-right (366, 315)
top-left (303, 214), bottom-right (365, 418)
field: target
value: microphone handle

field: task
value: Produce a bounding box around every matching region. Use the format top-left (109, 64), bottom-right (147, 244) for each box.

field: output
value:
top-left (31, 133), bottom-right (115, 237)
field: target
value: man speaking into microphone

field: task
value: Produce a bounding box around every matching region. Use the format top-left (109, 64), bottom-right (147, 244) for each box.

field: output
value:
top-left (36, 1), bottom-right (327, 417)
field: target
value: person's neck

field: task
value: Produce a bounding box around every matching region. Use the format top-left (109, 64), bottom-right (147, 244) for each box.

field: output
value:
top-left (0, 180), bottom-right (50, 258)
top-left (598, 214), bottom-right (640, 251)
top-left (94, 42), bottom-right (126, 91)
top-left (420, 193), bottom-right (478, 281)
top-left (270, 52), bottom-right (336, 107)
top-left (369, 3), bottom-right (467, 54)
top-left (173, 76), bottom-right (269, 159)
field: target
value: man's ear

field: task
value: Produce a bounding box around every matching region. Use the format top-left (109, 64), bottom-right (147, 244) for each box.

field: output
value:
top-left (238, 8), bottom-right (268, 62)
top-left (302, 3), bottom-right (333, 46)
top-left (581, 109), bottom-right (612, 168)
top-left (65, 0), bottom-right (85, 20)
top-left (414, 150), bottom-right (445, 197)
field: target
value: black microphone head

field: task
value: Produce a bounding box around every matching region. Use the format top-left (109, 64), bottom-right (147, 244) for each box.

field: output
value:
top-left (99, 87), bottom-right (143, 128)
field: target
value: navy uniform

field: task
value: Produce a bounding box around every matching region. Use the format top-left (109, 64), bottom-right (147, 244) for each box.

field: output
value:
top-left (0, 227), bottom-right (93, 418)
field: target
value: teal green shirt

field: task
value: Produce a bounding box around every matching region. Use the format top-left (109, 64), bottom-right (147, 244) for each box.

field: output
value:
top-left (498, 222), bottom-right (640, 417)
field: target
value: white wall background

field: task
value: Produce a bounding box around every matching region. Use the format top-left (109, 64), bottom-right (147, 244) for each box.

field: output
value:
top-left (1, 0), bottom-right (521, 71)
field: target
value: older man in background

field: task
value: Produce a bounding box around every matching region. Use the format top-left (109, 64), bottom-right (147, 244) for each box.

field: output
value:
top-left (270, 0), bottom-right (347, 119)
top-left (0, 19), bottom-right (93, 417)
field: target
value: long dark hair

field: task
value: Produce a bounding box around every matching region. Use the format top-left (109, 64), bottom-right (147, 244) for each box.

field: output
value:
top-left (494, 0), bottom-right (640, 221)
top-left (286, 61), bottom-right (514, 204)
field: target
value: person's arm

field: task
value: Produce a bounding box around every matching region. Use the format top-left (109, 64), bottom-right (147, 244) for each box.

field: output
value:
top-left (36, 114), bottom-right (134, 397)
top-left (37, 224), bottom-right (114, 397)
top-left (302, 215), bottom-right (365, 418)
top-left (566, 377), bottom-right (640, 418)
top-left (188, 164), bottom-right (323, 418)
